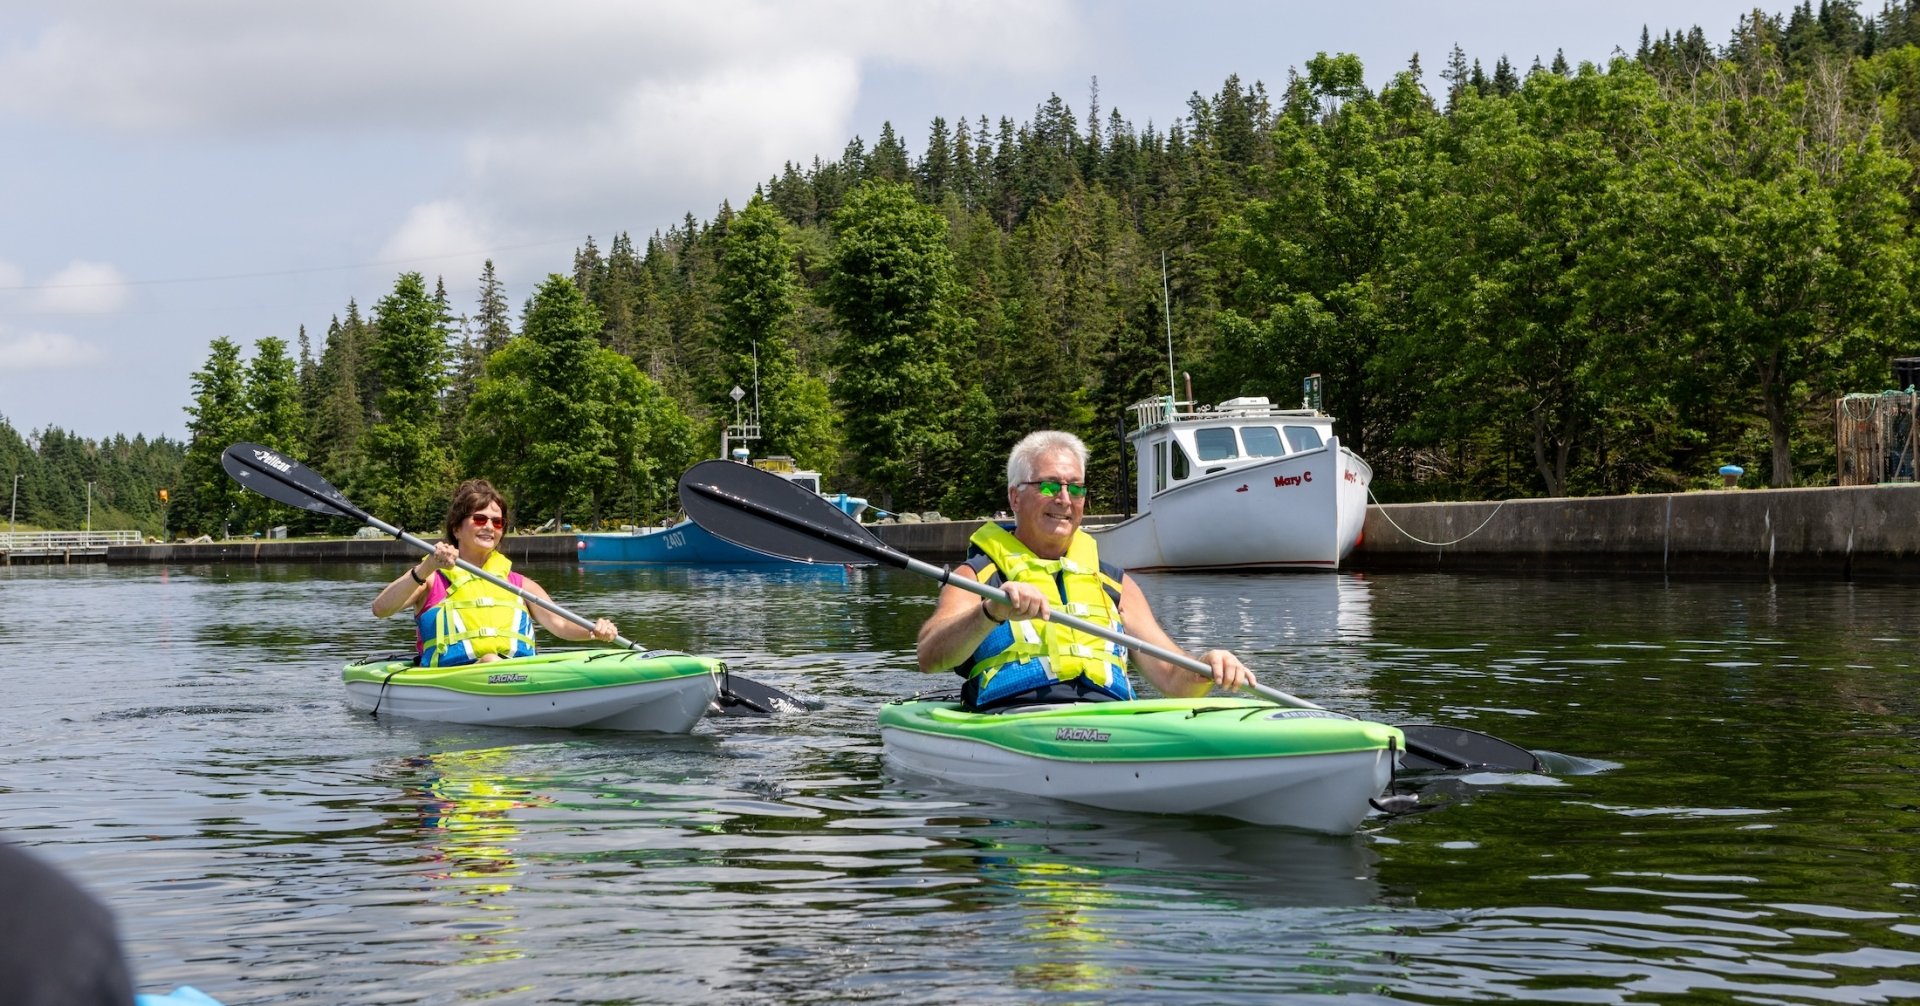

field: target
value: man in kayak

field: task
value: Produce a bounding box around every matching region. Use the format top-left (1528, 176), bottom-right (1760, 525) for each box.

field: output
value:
top-left (917, 430), bottom-right (1256, 709)
top-left (371, 478), bottom-right (618, 664)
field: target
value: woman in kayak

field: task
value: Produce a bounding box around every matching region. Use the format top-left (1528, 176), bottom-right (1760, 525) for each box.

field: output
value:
top-left (371, 478), bottom-right (617, 665)
top-left (916, 430), bottom-right (1255, 709)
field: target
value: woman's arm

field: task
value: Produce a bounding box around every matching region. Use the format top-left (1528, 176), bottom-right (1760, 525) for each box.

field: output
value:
top-left (372, 542), bottom-right (455, 618)
top-left (521, 577), bottom-right (617, 643)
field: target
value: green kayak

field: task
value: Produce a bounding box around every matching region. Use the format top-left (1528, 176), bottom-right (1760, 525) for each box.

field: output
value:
top-left (342, 648), bottom-right (724, 732)
top-left (879, 696), bottom-right (1405, 833)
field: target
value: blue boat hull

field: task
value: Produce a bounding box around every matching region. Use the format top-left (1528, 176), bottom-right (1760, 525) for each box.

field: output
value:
top-left (578, 519), bottom-right (872, 566)
top-left (578, 520), bottom-right (801, 564)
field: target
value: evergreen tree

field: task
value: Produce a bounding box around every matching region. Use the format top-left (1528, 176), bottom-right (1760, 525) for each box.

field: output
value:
top-left (357, 272), bottom-right (454, 531)
top-left (306, 314), bottom-right (366, 498)
top-left (870, 121), bottom-right (912, 183)
top-left (952, 116), bottom-right (978, 207)
top-left (295, 326), bottom-right (318, 423)
top-left (919, 116), bottom-right (953, 199)
top-left (1492, 55), bottom-right (1520, 96)
top-left (717, 195), bottom-right (842, 471)
top-left (463, 274), bottom-right (698, 527)
top-left (572, 235), bottom-right (604, 303)
top-left (475, 259), bottom-right (515, 356)
top-left (1442, 44), bottom-right (1472, 110)
top-left (821, 181), bottom-right (970, 509)
top-left (234, 336), bottom-right (305, 533)
top-left (177, 338), bottom-right (248, 536)
top-left (598, 232), bottom-right (643, 357)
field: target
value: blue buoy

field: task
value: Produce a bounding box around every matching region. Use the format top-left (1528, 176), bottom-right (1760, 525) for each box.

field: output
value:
top-left (1719, 464), bottom-right (1744, 487)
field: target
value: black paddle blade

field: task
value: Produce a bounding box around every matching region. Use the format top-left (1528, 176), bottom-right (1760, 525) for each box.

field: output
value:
top-left (678, 459), bottom-right (888, 567)
top-left (713, 673), bottom-right (821, 717)
top-left (221, 443), bottom-right (360, 519)
top-left (1397, 724), bottom-right (1545, 773)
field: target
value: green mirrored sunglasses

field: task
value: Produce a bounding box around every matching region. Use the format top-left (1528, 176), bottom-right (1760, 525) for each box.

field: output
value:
top-left (1019, 479), bottom-right (1088, 499)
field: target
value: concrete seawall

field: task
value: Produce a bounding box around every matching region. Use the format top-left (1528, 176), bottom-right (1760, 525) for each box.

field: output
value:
top-left (868, 485), bottom-right (1920, 578)
top-left (1355, 484), bottom-right (1920, 577)
top-left (101, 533), bottom-right (581, 565)
top-left (63, 484), bottom-right (1920, 578)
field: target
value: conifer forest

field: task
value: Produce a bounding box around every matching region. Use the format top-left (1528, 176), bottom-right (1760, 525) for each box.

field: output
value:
top-left (8, 5), bottom-right (1920, 539)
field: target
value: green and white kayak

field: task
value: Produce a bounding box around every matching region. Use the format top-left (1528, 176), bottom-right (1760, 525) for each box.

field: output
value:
top-left (879, 697), bottom-right (1405, 834)
top-left (342, 649), bottom-right (724, 732)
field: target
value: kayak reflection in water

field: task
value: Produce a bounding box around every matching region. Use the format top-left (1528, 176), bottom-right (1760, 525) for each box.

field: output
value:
top-left (915, 430), bottom-right (1255, 710)
top-left (371, 478), bottom-right (617, 666)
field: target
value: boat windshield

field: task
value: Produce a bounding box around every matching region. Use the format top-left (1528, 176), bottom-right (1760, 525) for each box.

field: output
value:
top-left (786, 475), bottom-right (820, 493)
top-left (1194, 428), bottom-right (1240, 462)
top-left (1241, 426), bottom-right (1285, 457)
top-left (1286, 426), bottom-right (1325, 451)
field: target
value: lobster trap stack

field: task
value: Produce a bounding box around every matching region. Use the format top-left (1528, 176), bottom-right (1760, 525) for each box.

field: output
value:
top-left (1835, 391), bottom-right (1918, 485)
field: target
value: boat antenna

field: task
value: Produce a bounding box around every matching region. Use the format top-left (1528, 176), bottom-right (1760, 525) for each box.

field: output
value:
top-left (1162, 250), bottom-right (1176, 406)
top-left (752, 341), bottom-right (761, 431)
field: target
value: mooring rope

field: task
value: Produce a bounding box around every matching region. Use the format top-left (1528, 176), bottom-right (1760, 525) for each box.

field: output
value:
top-left (1366, 487), bottom-right (1510, 547)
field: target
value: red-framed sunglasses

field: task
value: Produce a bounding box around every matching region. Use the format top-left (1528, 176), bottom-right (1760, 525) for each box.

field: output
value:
top-left (467, 513), bottom-right (506, 529)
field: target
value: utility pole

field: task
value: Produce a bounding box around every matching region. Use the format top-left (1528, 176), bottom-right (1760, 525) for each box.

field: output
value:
top-left (86, 481), bottom-right (94, 533)
top-left (9, 473), bottom-right (18, 534)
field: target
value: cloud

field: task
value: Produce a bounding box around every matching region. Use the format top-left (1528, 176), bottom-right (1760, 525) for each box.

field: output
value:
top-left (366, 52), bottom-right (868, 287)
top-left (32, 260), bottom-right (129, 314)
top-left (2, 0), bottom-right (1076, 304)
top-left (464, 54), bottom-right (862, 229)
top-left (0, 1), bottom-right (1069, 135)
top-left (374, 201), bottom-right (496, 287)
top-left (0, 328), bottom-right (105, 370)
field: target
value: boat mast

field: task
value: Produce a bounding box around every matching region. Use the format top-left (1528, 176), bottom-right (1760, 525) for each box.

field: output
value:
top-left (722, 344), bottom-right (763, 463)
top-left (1162, 251), bottom-right (1176, 408)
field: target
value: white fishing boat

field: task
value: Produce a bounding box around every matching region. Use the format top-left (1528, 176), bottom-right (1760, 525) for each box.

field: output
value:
top-left (1090, 393), bottom-right (1372, 572)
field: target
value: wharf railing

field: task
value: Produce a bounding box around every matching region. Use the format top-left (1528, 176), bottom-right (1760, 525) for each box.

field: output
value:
top-left (0, 530), bottom-right (144, 560)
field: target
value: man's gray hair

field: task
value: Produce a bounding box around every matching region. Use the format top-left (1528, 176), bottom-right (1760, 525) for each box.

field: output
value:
top-left (1007, 430), bottom-right (1089, 487)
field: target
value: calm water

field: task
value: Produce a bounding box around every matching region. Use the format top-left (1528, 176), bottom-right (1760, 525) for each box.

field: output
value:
top-left (3, 561), bottom-right (1918, 1004)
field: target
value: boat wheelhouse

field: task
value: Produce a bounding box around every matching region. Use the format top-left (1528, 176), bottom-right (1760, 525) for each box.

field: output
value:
top-left (1089, 394), bottom-right (1371, 572)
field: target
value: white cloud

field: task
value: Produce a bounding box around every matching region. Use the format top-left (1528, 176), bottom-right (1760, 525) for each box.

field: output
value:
top-left (375, 201), bottom-right (495, 285)
top-left (465, 54), bottom-right (862, 229)
top-left (0, 1), bottom-right (1067, 135)
top-left (0, 0), bottom-right (1074, 314)
top-left (0, 329), bottom-right (105, 370)
top-left (32, 260), bottom-right (128, 314)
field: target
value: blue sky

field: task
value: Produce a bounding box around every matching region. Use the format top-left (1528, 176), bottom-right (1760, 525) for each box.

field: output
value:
top-left (0, 0), bottom-right (1778, 441)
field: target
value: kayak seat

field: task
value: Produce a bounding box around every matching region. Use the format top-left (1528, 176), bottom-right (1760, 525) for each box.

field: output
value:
top-left (974, 680), bottom-right (1127, 713)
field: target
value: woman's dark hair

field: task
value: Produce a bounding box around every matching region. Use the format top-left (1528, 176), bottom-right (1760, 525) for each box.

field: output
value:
top-left (442, 479), bottom-right (511, 543)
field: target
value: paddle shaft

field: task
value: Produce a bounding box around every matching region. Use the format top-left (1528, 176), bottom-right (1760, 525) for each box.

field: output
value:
top-left (683, 480), bottom-right (1319, 708)
top-left (239, 457), bottom-right (642, 651)
top-left (681, 473), bottom-right (1547, 767)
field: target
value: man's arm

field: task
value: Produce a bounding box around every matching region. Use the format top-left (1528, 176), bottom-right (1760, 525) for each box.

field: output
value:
top-left (1117, 574), bottom-right (1255, 697)
top-left (916, 565), bottom-right (1050, 672)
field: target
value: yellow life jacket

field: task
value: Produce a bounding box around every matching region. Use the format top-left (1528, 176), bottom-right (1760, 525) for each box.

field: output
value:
top-left (414, 551), bottom-right (537, 667)
top-left (963, 523), bottom-right (1130, 705)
